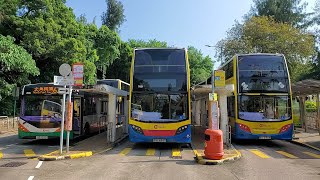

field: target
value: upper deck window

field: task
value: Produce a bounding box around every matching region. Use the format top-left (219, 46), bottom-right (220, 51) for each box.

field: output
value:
top-left (134, 49), bottom-right (186, 73)
top-left (238, 55), bottom-right (289, 93)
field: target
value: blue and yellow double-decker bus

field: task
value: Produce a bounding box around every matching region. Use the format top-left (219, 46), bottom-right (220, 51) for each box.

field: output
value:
top-left (129, 48), bottom-right (191, 143)
top-left (221, 53), bottom-right (293, 140)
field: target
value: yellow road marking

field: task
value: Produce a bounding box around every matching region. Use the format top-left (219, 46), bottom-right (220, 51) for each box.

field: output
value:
top-left (303, 152), bottom-right (320, 159)
top-left (193, 150), bottom-right (203, 160)
top-left (276, 151), bottom-right (298, 159)
top-left (172, 148), bottom-right (181, 157)
top-left (146, 148), bottom-right (155, 156)
top-left (250, 149), bottom-right (270, 158)
top-left (24, 149), bottom-right (36, 157)
top-left (119, 148), bottom-right (132, 156)
top-left (0, 151), bottom-right (3, 159)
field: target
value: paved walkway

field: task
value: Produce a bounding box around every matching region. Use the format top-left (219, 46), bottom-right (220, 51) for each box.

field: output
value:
top-left (294, 128), bottom-right (320, 149)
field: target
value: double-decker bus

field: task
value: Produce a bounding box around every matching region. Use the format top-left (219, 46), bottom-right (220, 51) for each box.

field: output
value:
top-left (222, 53), bottom-right (293, 140)
top-left (18, 83), bottom-right (109, 139)
top-left (129, 48), bottom-right (191, 143)
top-left (97, 79), bottom-right (130, 125)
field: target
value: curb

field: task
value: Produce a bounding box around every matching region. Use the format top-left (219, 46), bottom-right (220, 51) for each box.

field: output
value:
top-left (38, 151), bottom-right (93, 161)
top-left (192, 144), bottom-right (241, 165)
top-left (38, 134), bottom-right (128, 161)
top-left (290, 140), bottom-right (320, 152)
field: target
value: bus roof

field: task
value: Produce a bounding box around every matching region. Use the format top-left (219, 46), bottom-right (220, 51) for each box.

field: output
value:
top-left (219, 53), bottom-right (285, 70)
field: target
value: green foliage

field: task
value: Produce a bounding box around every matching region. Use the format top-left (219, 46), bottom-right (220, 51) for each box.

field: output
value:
top-left (0, 0), bottom-right (108, 85)
top-left (0, 35), bottom-right (39, 115)
top-left (105, 41), bottom-right (132, 82)
top-left (94, 25), bottom-right (121, 79)
top-left (101, 0), bottom-right (125, 31)
top-left (128, 39), bottom-right (168, 48)
top-left (216, 16), bottom-right (315, 82)
top-left (305, 101), bottom-right (317, 112)
top-left (187, 46), bottom-right (213, 85)
top-left (247, 0), bottom-right (312, 28)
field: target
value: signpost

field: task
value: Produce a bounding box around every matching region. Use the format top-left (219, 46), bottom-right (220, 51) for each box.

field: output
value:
top-left (57, 63), bottom-right (72, 155)
top-left (56, 62), bottom-right (83, 154)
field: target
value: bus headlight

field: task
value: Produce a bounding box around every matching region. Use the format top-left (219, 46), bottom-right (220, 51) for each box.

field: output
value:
top-left (131, 125), bottom-right (144, 135)
top-left (176, 125), bottom-right (188, 135)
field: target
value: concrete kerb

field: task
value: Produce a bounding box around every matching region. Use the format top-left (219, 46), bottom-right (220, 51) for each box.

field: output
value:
top-left (39, 135), bottom-right (128, 161)
top-left (191, 144), bottom-right (242, 165)
top-left (289, 140), bottom-right (320, 152)
top-left (38, 151), bottom-right (93, 161)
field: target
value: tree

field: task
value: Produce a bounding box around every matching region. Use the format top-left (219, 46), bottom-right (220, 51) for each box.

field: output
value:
top-left (216, 16), bottom-right (315, 82)
top-left (0, 35), bottom-right (39, 115)
top-left (247, 0), bottom-right (312, 28)
top-left (128, 39), bottom-right (168, 48)
top-left (105, 41), bottom-right (132, 82)
top-left (94, 25), bottom-right (121, 79)
top-left (0, 0), bottom-right (100, 85)
top-left (188, 46), bottom-right (214, 85)
top-left (101, 0), bottom-right (125, 31)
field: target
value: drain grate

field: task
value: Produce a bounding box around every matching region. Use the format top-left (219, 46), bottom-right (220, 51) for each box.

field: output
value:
top-left (0, 162), bottom-right (27, 167)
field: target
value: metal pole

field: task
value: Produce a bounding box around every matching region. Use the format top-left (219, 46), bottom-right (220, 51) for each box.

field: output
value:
top-left (66, 86), bottom-right (72, 153)
top-left (59, 85), bottom-right (67, 154)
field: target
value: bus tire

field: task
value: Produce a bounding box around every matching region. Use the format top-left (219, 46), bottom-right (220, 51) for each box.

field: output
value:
top-left (84, 123), bottom-right (90, 136)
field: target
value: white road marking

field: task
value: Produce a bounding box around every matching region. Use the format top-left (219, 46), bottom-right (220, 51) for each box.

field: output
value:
top-left (35, 161), bottom-right (43, 169)
top-left (28, 176), bottom-right (34, 180)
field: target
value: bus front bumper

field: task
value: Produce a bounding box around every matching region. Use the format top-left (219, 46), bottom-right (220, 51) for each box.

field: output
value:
top-left (128, 126), bottom-right (191, 143)
top-left (234, 123), bottom-right (293, 140)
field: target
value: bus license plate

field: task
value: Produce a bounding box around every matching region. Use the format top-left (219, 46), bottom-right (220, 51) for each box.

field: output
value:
top-left (153, 139), bottom-right (166, 142)
top-left (36, 136), bottom-right (48, 139)
top-left (259, 136), bottom-right (271, 140)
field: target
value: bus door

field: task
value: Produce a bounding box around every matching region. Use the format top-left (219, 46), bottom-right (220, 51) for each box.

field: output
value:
top-left (73, 97), bottom-right (82, 135)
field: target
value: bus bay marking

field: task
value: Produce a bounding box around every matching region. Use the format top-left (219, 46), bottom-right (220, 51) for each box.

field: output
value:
top-left (303, 152), bottom-right (320, 159)
top-left (172, 148), bottom-right (181, 158)
top-left (249, 149), bottom-right (270, 159)
top-left (119, 148), bottom-right (132, 156)
top-left (276, 151), bottom-right (298, 159)
top-left (28, 176), bottom-right (34, 180)
top-left (146, 148), bottom-right (156, 156)
top-left (0, 151), bottom-right (3, 159)
top-left (24, 149), bottom-right (36, 157)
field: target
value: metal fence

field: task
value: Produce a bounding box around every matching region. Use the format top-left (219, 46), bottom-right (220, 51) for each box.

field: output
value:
top-left (0, 116), bottom-right (18, 130)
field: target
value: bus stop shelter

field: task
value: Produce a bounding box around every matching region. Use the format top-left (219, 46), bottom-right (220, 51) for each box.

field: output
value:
top-left (291, 79), bottom-right (320, 134)
top-left (80, 84), bottom-right (129, 142)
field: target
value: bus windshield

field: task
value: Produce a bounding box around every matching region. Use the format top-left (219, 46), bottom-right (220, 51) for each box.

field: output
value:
top-left (131, 93), bottom-right (189, 122)
top-left (238, 95), bottom-right (292, 121)
top-left (238, 55), bottom-right (289, 93)
top-left (23, 95), bottom-right (62, 117)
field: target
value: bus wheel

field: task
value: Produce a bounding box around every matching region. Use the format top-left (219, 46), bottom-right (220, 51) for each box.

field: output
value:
top-left (84, 123), bottom-right (90, 136)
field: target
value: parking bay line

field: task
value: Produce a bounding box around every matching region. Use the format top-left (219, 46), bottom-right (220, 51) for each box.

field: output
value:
top-left (303, 152), bottom-right (320, 159)
top-left (119, 148), bottom-right (132, 156)
top-left (172, 148), bottom-right (181, 158)
top-left (276, 151), bottom-right (298, 159)
top-left (249, 149), bottom-right (271, 159)
top-left (146, 148), bottom-right (156, 156)
top-left (24, 149), bottom-right (36, 157)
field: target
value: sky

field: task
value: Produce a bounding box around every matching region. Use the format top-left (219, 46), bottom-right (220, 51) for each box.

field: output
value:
top-left (66, 0), bottom-right (316, 67)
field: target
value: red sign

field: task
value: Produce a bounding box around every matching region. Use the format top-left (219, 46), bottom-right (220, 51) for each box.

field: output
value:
top-left (65, 101), bottom-right (73, 131)
top-left (72, 62), bottom-right (84, 87)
